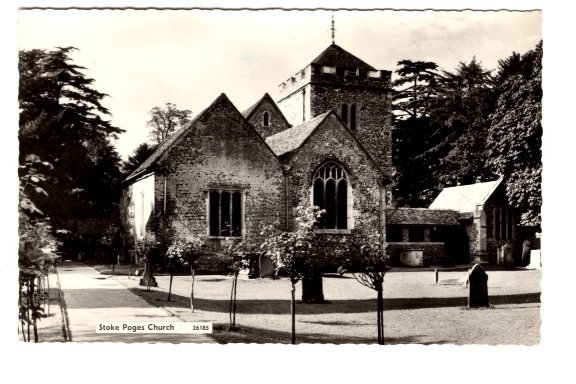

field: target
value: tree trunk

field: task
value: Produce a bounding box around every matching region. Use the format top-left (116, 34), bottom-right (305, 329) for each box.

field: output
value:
top-left (190, 265), bottom-right (195, 312)
top-left (291, 281), bottom-right (296, 345)
top-left (302, 268), bottom-right (324, 304)
top-left (377, 284), bottom-right (384, 345)
top-left (27, 279), bottom-right (31, 342)
top-left (29, 278), bottom-right (36, 342)
top-left (233, 272), bottom-right (238, 328)
top-left (229, 271), bottom-right (238, 330)
top-left (46, 272), bottom-right (50, 316)
top-left (19, 283), bottom-right (27, 342)
top-left (167, 268), bottom-right (174, 301)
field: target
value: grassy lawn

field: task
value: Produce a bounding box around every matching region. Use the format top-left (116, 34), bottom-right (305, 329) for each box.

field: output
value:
top-left (106, 266), bottom-right (540, 345)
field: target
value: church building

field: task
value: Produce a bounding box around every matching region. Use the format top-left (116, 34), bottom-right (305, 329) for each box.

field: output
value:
top-left (120, 43), bottom-right (393, 272)
top-left (120, 42), bottom-right (523, 270)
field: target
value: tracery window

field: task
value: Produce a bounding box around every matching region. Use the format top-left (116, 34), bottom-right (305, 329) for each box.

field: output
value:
top-left (312, 162), bottom-right (348, 230)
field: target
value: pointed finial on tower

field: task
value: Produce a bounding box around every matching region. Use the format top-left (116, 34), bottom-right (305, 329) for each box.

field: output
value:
top-left (331, 11), bottom-right (336, 44)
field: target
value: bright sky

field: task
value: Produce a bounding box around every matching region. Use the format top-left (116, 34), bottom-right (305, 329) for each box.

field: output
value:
top-left (18, 9), bottom-right (541, 159)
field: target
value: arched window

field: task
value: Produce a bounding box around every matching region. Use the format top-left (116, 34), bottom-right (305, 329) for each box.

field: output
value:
top-left (313, 162), bottom-right (348, 229)
top-left (262, 111), bottom-right (270, 127)
top-left (350, 104), bottom-right (357, 130)
top-left (341, 104), bottom-right (348, 126)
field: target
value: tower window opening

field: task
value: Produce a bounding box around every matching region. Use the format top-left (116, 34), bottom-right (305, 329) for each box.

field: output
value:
top-left (263, 111), bottom-right (270, 127)
top-left (350, 104), bottom-right (357, 130)
top-left (341, 104), bottom-right (348, 126)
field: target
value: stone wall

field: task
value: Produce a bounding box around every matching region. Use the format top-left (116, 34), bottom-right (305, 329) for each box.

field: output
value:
top-left (284, 112), bottom-right (386, 246)
top-left (310, 84), bottom-right (393, 173)
top-left (277, 84), bottom-right (311, 126)
top-left (155, 96), bottom-right (287, 246)
top-left (245, 96), bottom-right (291, 138)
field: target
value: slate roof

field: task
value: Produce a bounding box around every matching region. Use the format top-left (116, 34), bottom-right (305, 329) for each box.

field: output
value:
top-left (265, 111), bottom-right (331, 156)
top-left (311, 44), bottom-right (375, 70)
top-left (385, 208), bottom-right (460, 226)
top-left (429, 177), bottom-right (503, 213)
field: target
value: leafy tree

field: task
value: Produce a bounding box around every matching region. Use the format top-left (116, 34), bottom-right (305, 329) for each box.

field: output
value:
top-left (494, 49), bottom-right (537, 85)
top-left (342, 229), bottom-right (389, 345)
top-left (261, 205), bottom-right (323, 344)
top-left (486, 42), bottom-right (542, 225)
top-left (392, 60), bottom-right (441, 206)
top-left (123, 142), bottom-right (157, 175)
top-left (19, 47), bottom-right (124, 252)
top-left (166, 236), bottom-right (209, 312)
top-left (18, 154), bottom-right (59, 342)
top-left (19, 47), bottom-right (123, 338)
top-left (427, 57), bottom-right (496, 187)
top-left (147, 103), bottom-right (192, 144)
top-left (393, 60), bottom-right (439, 120)
top-left (221, 239), bottom-right (253, 330)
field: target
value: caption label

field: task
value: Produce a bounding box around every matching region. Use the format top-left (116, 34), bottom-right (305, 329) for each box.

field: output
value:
top-left (96, 322), bottom-right (212, 334)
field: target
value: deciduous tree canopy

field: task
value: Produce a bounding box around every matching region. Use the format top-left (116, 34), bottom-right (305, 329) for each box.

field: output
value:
top-left (392, 43), bottom-right (542, 227)
top-left (486, 42), bottom-right (542, 225)
top-left (147, 103), bottom-right (192, 144)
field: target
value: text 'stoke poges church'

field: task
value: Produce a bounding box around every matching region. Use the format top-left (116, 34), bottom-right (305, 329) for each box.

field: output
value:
top-left (121, 42), bottom-right (523, 273)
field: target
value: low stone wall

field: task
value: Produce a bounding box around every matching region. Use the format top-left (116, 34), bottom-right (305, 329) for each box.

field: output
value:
top-left (387, 242), bottom-right (445, 266)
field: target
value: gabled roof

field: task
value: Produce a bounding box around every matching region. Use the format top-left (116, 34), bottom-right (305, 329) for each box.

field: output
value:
top-left (125, 93), bottom-right (282, 184)
top-left (311, 43), bottom-right (375, 70)
top-left (385, 208), bottom-right (460, 226)
top-left (242, 93), bottom-right (292, 128)
top-left (429, 177), bottom-right (504, 213)
top-left (265, 111), bottom-right (331, 157)
top-left (265, 110), bottom-right (389, 183)
top-left (125, 117), bottom-right (201, 182)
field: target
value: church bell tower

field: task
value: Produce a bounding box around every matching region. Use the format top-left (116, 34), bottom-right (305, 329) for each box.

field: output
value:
top-left (275, 43), bottom-right (394, 174)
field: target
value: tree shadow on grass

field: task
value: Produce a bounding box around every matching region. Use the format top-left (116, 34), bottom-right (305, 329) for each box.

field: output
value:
top-left (128, 288), bottom-right (540, 315)
top-left (211, 323), bottom-right (421, 344)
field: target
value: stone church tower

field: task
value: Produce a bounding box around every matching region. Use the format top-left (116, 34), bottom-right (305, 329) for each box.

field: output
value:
top-left (275, 43), bottom-right (393, 174)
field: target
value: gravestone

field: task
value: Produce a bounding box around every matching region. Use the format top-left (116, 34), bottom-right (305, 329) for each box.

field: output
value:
top-left (503, 243), bottom-right (514, 268)
top-left (522, 240), bottom-right (531, 267)
top-left (259, 253), bottom-right (275, 278)
top-left (468, 264), bottom-right (489, 308)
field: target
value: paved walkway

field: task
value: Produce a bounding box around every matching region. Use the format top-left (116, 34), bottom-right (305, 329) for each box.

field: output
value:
top-left (57, 261), bottom-right (215, 343)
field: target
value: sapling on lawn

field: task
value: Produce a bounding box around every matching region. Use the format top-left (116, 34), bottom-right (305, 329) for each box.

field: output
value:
top-left (221, 239), bottom-right (252, 330)
top-left (166, 236), bottom-right (207, 312)
top-left (262, 205), bottom-right (323, 344)
top-left (343, 230), bottom-right (390, 345)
